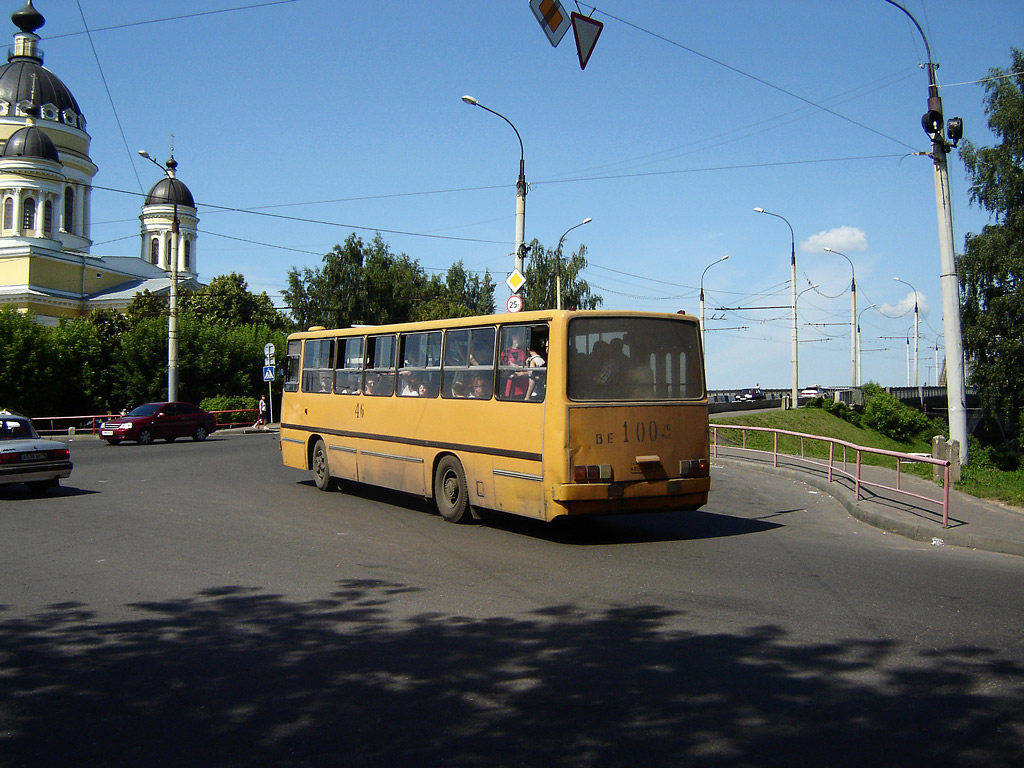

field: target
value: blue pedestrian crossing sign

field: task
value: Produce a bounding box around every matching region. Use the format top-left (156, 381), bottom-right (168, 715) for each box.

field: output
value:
top-left (263, 365), bottom-right (276, 382)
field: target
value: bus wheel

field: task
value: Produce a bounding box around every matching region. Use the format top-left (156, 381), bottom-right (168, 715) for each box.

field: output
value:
top-left (312, 438), bottom-right (334, 491)
top-left (434, 455), bottom-right (471, 523)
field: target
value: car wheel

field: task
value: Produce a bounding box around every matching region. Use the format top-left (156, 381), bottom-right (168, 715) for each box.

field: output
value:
top-left (434, 455), bottom-right (472, 523)
top-left (137, 428), bottom-right (154, 445)
top-left (192, 425), bottom-right (208, 442)
top-left (312, 438), bottom-right (334, 491)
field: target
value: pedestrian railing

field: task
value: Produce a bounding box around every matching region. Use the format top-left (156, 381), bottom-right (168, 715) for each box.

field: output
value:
top-left (32, 409), bottom-right (260, 437)
top-left (710, 423), bottom-right (953, 527)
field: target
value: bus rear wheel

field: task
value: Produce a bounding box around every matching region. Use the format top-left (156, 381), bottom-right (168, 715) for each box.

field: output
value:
top-left (434, 455), bottom-right (472, 523)
top-left (312, 438), bottom-right (334, 491)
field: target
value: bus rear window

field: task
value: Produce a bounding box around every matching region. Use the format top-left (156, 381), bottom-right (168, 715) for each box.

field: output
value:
top-left (567, 317), bottom-right (704, 401)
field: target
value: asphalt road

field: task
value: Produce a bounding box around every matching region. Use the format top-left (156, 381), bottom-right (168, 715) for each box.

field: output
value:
top-left (1, 432), bottom-right (1022, 767)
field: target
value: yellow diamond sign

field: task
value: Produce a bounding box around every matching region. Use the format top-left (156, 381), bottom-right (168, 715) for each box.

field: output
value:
top-left (506, 269), bottom-right (526, 294)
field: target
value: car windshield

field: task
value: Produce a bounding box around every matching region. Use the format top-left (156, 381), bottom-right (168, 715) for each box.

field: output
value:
top-left (0, 417), bottom-right (38, 440)
top-left (128, 403), bottom-right (162, 417)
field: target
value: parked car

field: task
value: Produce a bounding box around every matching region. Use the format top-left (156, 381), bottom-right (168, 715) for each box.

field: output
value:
top-left (0, 410), bottom-right (73, 494)
top-left (100, 402), bottom-right (217, 445)
top-left (735, 388), bottom-right (766, 402)
top-left (800, 386), bottom-right (826, 398)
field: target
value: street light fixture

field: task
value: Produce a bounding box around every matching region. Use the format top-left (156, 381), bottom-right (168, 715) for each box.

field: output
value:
top-left (461, 95), bottom-right (528, 275)
top-left (856, 303), bottom-right (877, 386)
top-left (823, 247), bottom-right (857, 390)
top-left (893, 276), bottom-right (920, 392)
top-left (555, 218), bottom-right (592, 310)
top-left (138, 149), bottom-right (180, 403)
top-left (754, 207), bottom-right (798, 405)
top-left (699, 254), bottom-right (729, 350)
top-left (883, 0), bottom-right (968, 463)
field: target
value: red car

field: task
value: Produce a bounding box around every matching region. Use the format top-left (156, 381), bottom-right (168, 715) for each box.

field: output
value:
top-left (100, 402), bottom-right (217, 445)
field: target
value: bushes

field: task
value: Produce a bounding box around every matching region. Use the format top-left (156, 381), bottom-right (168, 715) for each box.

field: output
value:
top-left (200, 395), bottom-right (258, 426)
top-left (861, 384), bottom-right (929, 442)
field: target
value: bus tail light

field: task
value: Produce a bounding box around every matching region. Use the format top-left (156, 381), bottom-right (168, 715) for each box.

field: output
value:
top-left (679, 458), bottom-right (709, 477)
top-left (572, 464), bottom-right (612, 483)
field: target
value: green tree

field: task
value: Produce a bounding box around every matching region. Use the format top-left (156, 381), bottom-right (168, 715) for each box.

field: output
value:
top-left (181, 272), bottom-right (290, 331)
top-left (0, 306), bottom-right (55, 414)
top-left (49, 317), bottom-right (105, 415)
top-left (520, 238), bottom-right (602, 311)
top-left (958, 48), bottom-right (1024, 444)
top-left (413, 261), bottom-right (496, 321)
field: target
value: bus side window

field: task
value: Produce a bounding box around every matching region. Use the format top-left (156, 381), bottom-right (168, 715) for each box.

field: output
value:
top-left (365, 334), bottom-right (396, 397)
top-left (283, 339), bottom-right (301, 392)
top-left (333, 336), bottom-right (364, 395)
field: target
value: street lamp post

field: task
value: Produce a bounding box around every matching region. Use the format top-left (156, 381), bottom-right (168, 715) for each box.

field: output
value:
top-left (823, 247), bottom-right (857, 390)
top-left (893, 276), bottom-right (920, 392)
top-left (754, 208), bottom-right (798, 404)
top-left (884, 0), bottom-right (968, 463)
top-left (139, 149), bottom-right (180, 403)
top-left (699, 254), bottom-right (730, 350)
top-left (856, 303), bottom-right (877, 386)
top-left (555, 218), bottom-right (592, 310)
top-left (461, 95), bottom-right (528, 274)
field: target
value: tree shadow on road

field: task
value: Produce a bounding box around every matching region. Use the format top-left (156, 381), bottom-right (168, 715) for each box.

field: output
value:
top-left (1, 581), bottom-right (1021, 767)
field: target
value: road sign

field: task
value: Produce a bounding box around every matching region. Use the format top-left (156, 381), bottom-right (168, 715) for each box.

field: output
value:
top-left (530, 0), bottom-right (570, 47)
top-left (506, 294), bottom-right (524, 313)
top-left (263, 365), bottom-right (275, 382)
top-left (571, 12), bottom-right (603, 70)
top-left (263, 342), bottom-right (275, 359)
top-left (506, 268), bottom-right (526, 294)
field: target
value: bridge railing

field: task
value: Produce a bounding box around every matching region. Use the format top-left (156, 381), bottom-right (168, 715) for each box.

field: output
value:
top-left (710, 423), bottom-right (952, 527)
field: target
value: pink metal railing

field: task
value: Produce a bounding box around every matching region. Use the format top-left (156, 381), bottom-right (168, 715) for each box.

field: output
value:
top-left (31, 409), bottom-right (260, 436)
top-left (711, 423), bottom-right (953, 527)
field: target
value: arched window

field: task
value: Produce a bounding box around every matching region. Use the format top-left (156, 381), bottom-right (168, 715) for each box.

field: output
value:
top-left (44, 200), bottom-right (53, 236)
top-left (150, 237), bottom-right (159, 265)
top-left (184, 240), bottom-right (191, 271)
top-left (63, 186), bottom-right (74, 234)
top-left (3, 198), bottom-right (13, 230)
top-left (22, 197), bottom-right (36, 232)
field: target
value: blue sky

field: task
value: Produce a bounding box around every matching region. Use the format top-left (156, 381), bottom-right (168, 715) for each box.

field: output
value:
top-left (34, 0), bottom-right (1024, 389)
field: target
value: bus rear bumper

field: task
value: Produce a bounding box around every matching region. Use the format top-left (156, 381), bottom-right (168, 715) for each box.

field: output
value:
top-left (552, 477), bottom-right (710, 513)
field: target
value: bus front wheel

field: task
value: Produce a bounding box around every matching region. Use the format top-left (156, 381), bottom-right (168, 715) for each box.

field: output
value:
top-left (312, 438), bottom-right (334, 491)
top-left (434, 455), bottom-right (472, 523)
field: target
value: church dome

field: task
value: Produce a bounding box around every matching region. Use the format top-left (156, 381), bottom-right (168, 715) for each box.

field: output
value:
top-left (0, 2), bottom-right (85, 130)
top-left (145, 176), bottom-right (195, 208)
top-left (1, 121), bottom-right (57, 160)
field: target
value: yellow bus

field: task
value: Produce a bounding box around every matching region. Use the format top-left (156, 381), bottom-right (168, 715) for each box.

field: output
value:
top-left (279, 310), bottom-right (709, 523)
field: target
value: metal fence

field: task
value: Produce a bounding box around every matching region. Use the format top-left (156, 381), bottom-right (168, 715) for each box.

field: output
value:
top-left (710, 423), bottom-right (953, 527)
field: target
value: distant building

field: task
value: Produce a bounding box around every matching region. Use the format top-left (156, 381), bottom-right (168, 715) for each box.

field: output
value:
top-left (0, 1), bottom-right (200, 326)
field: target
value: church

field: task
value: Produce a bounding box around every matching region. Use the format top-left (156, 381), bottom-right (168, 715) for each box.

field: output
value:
top-left (0, 0), bottom-right (200, 326)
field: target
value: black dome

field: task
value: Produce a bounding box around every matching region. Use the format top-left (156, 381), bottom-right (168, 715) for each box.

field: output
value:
top-left (145, 177), bottom-right (195, 208)
top-left (0, 59), bottom-right (83, 124)
top-left (2, 123), bottom-right (57, 160)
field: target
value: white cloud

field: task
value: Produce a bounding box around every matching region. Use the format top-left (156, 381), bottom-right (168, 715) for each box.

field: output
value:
top-left (800, 226), bottom-right (868, 254)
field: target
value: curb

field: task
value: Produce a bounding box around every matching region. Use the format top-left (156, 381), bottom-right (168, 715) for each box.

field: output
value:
top-left (712, 455), bottom-right (1024, 558)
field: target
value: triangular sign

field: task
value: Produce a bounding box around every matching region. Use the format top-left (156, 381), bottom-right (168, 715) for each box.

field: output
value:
top-left (571, 12), bottom-right (603, 70)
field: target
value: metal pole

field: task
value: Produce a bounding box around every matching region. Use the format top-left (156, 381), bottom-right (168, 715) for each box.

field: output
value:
top-left (555, 218), bottom-right (592, 311)
top-left (884, 0), bottom-right (968, 464)
top-left (699, 254), bottom-right (730, 351)
top-left (824, 248), bottom-right (857, 389)
top-left (755, 208), bottom-right (798, 404)
top-left (462, 96), bottom-right (527, 274)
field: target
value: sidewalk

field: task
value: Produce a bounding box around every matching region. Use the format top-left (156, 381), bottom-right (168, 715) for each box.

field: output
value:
top-left (712, 446), bottom-right (1024, 558)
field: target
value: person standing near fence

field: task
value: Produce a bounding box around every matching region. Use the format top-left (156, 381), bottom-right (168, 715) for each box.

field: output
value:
top-left (256, 395), bottom-right (267, 430)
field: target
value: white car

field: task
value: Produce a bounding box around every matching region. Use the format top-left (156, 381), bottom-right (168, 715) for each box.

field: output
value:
top-left (799, 386), bottom-right (826, 398)
top-left (0, 410), bottom-right (73, 494)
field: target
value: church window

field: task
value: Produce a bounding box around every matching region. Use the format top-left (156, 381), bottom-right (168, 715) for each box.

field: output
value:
top-left (150, 237), bottom-right (159, 265)
top-left (22, 198), bottom-right (36, 231)
top-left (44, 200), bottom-right (53, 236)
top-left (64, 187), bottom-right (75, 234)
top-left (184, 240), bottom-right (191, 271)
top-left (3, 198), bottom-right (12, 230)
